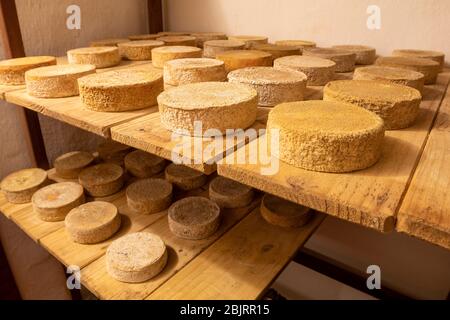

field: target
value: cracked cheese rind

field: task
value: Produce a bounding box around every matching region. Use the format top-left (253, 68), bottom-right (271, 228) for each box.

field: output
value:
top-left (67, 47), bottom-right (121, 69)
top-left (303, 47), bottom-right (356, 72)
top-left (151, 46), bottom-right (202, 68)
top-left (1, 168), bottom-right (48, 204)
top-left (375, 56), bottom-right (440, 84)
top-left (0, 56), bottom-right (56, 85)
top-left (163, 58), bottom-right (226, 86)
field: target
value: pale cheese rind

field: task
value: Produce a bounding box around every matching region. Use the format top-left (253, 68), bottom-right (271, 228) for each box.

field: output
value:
top-left (67, 47), bottom-right (121, 69)
top-left (252, 43), bottom-right (302, 61)
top-left (227, 35), bottom-right (268, 49)
top-left (303, 47), bottom-right (356, 72)
top-left (275, 40), bottom-right (316, 48)
top-left (156, 36), bottom-right (196, 47)
top-left (392, 49), bottom-right (445, 70)
top-left (375, 56), bottom-right (440, 84)
top-left (203, 39), bottom-right (245, 58)
top-left (1, 168), bottom-right (48, 204)
top-left (118, 40), bottom-right (164, 61)
top-left (190, 32), bottom-right (227, 48)
top-left (332, 45), bottom-right (376, 65)
top-left (0, 56), bottom-right (56, 85)
top-left (163, 58), bottom-right (226, 86)
top-left (151, 46), bottom-right (202, 68)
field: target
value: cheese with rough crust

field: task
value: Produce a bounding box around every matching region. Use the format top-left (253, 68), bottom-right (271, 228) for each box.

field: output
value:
top-left (228, 66), bottom-right (307, 106)
top-left (163, 58), bottom-right (226, 86)
top-left (252, 43), bottom-right (301, 61)
top-left (164, 164), bottom-right (207, 190)
top-left (375, 56), bottom-right (440, 84)
top-left (124, 150), bottom-right (166, 178)
top-left (209, 176), bottom-right (254, 208)
top-left (190, 32), bottom-right (227, 48)
top-left (392, 49), bottom-right (445, 70)
top-left (151, 46), bottom-right (202, 68)
top-left (126, 178), bottom-right (172, 214)
top-left (227, 35), bottom-right (268, 49)
top-left (67, 47), bottom-right (121, 69)
top-left (275, 40), bottom-right (316, 48)
top-left (203, 39), bottom-right (245, 58)
top-left (97, 141), bottom-right (132, 166)
top-left (324, 80), bottom-right (422, 129)
top-left (260, 193), bottom-right (312, 227)
top-left (118, 40), bottom-right (164, 61)
top-left (216, 50), bottom-right (272, 72)
top-left (303, 48), bottom-right (356, 72)
top-left (54, 151), bottom-right (95, 179)
top-left (78, 163), bottom-right (124, 197)
top-left (267, 100), bottom-right (385, 172)
top-left (156, 36), bottom-right (196, 46)
top-left (157, 31), bottom-right (190, 36)
top-left (90, 38), bottom-right (129, 47)
top-left (0, 56), bottom-right (56, 85)
top-left (332, 45), bottom-right (376, 65)
top-left (158, 82), bottom-right (258, 135)
top-left (1, 168), bottom-right (47, 204)
top-left (128, 34), bottom-right (160, 41)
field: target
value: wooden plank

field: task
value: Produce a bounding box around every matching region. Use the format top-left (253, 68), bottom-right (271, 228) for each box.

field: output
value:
top-left (148, 209), bottom-right (325, 300)
top-left (0, 192), bottom-right (30, 219)
top-left (218, 72), bottom-right (450, 232)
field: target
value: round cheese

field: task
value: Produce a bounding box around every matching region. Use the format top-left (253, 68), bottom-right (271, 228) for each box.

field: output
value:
top-left (260, 193), bottom-right (312, 227)
top-left (227, 35), bottom-right (268, 49)
top-left (190, 32), bottom-right (227, 48)
top-left (203, 39), bottom-right (246, 58)
top-left (375, 56), bottom-right (440, 84)
top-left (54, 151), bottom-right (95, 179)
top-left (164, 164), bottom-right (207, 191)
top-left (0, 56), bottom-right (56, 85)
top-left (216, 50), bottom-right (272, 73)
top-left (118, 40), bottom-right (164, 61)
top-left (156, 36), bottom-right (196, 47)
top-left (126, 178), bottom-right (172, 214)
top-left (151, 46), bottom-right (202, 68)
top-left (209, 176), bottom-right (254, 208)
top-left (303, 48), bottom-right (356, 72)
top-left (392, 49), bottom-right (445, 70)
top-left (252, 43), bottom-right (301, 61)
top-left (128, 34), bottom-right (160, 41)
top-left (163, 58), bottom-right (226, 86)
top-left (1, 168), bottom-right (47, 204)
top-left (275, 40), bottom-right (316, 48)
top-left (90, 38), bottom-right (129, 47)
top-left (157, 31), bottom-right (190, 36)
top-left (124, 150), bottom-right (166, 178)
top-left (78, 163), bottom-right (124, 197)
top-left (332, 45), bottom-right (376, 65)
top-left (67, 47), bottom-right (121, 69)
top-left (97, 141), bottom-right (132, 166)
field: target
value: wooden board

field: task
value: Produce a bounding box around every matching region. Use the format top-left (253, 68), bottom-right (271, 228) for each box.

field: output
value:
top-left (0, 191), bottom-right (31, 219)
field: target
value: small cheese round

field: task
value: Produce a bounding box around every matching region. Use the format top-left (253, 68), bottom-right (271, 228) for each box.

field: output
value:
top-left (323, 80), bottom-right (422, 129)
top-left (126, 178), bottom-right (172, 214)
top-left (392, 49), bottom-right (445, 70)
top-left (209, 176), bottom-right (254, 208)
top-left (157, 31), bottom-right (190, 36)
top-left (97, 141), bottom-right (132, 166)
top-left (124, 150), bottom-right (166, 178)
top-left (216, 50), bottom-right (272, 72)
top-left (151, 46), bottom-right (202, 68)
top-left (67, 47), bottom-right (121, 69)
top-left (79, 69), bottom-right (163, 112)
top-left (25, 64), bottom-right (96, 98)
top-left (0, 56), bottom-right (56, 85)
top-left (118, 40), bottom-right (164, 60)
top-left (275, 40), bottom-right (316, 48)
top-left (332, 45), bottom-right (376, 65)
top-left (228, 66), bottom-right (307, 106)
top-left (65, 201), bottom-right (121, 244)
top-left (303, 48), bottom-right (356, 72)
top-left (163, 58), bottom-right (226, 86)
top-left (168, 196), bottom-right (220, 239)
top-left (106, 232), bottom-right (167, 283)
top-left (128, 34), bottom-right (160, 41)
top-left (260, 193), bottom-right (312, 228)
top-left (32, 182), bottom-right (85, 221)
top-left (164, 164), bottom-right (207, 190)
top-left (90, 38), bottom-right (129, 47)
top-left (375, 56), bottom-right (441, 84)
top-left (1, 168), bottom-right (48, 204)
top-left (252, 43), bottom-right (301, 61)
top-left (156, 35), bottom-right (196, 46)
top-left (266, 100), bottom-right (385, 172)
top-left (203, 39), bottom-right (246, 58)
top-left (78, 163), bottom-right (124, 197)
top-left (190, 32), bottom-right (227, 48)
top-left (54, 151), bottom-right (95, 179)
top-left (274, 55), bottom-right (336, 86)
top-left (158, 82), bottom-right (258, 135)
top-left (227, 35), bottom-right (268, 49)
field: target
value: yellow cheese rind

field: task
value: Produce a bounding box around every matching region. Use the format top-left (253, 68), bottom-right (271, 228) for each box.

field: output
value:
top-left (275, 40), bottom-right (316, 48)
top-left (375, 56), bottom-right (440, 84)
top-left (118, 40), bottom-right (164, 60)
top-left (332, 45), bottom-right (376, 65)
top-left (163, 58), bottom-right (226, 86)
top-left (227, 35), bottom-right (268, 49)
top-left (128, 34), bottom-right (160, 41)
top-left (216, 50), bottom-right (272, 73)
top-left (90, 38), bottom-right (129, 47)
top-left (1, 168), bottom-right (48, 204)
top-left (67, 47), bottom-right (121, 69)
top-left (203, 39), bottom-right (246, 58)
top-left (392, 49), bottom-right (445, 70)
top-left (156, 36), bottom-right (196, 47)
top-left (0, 56), bottom-right (56, 85)
top-left (151, 46), bottom-right (202, 68)
top-left (190, 32), bottom-right (227, 48)
top-left (303, 47), bottom-right (356, 72)
top-left (252, 43), bottom-right (302, 61)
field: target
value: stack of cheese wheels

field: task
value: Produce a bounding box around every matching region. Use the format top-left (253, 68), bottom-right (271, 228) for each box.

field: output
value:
top-left (216, 50), bottom-right (272, 72)
top-left (323, 80), bottom-right (422, 129)
top-left (274, 55), bottom-right (336, 86)
top-left (158, 82), bottom-right (258, 135)
top-left (90, 38), bottom-right (129, 47)
top-left (0, 56), bottom-right (56, 85)
top-left (54, 151), bottom-right (95, 179)
top-left (126, 178), bottom-right (172, 214)
top-left (118, 40), bottom-right (164, 60)
top-left (252, 43), bottom-right (301, 61)
top-left (260, 193), bottom-right (312, 228)
top-left (25, 64), bottom-right (96, 98)
top-left (275, 40), bottom-right (317, 49)
top-left (190, 32), bottom-right (227, 48)
top-left (78, 163), bottom-right (124, 197)
top-left (158, 31), bottom-right (190, 36)
top-left (332, 45), bottom-right (376, 65)
top-left (227, 35), bottom-right (268, 49)
top-left (156, 35), bottom-right (196, 46)
top-left (228, 66), bottom-right (307, 106)
top-left (163, 58), bottom-right (226, 87)
top-left (375, 56), bottom-right (440, 84)
top-left (97, 141), bottom-right (132, 167)
top-left (151, 46), bottom-right (202, 68)
top-left (168, 196), bottom-right (220, 239)
top-left (303, 48), bottom-right (356, 72)
top-left (1, 168), bottom-right (47, 203)
top-left (392, 49), bottom-right (445, 71)
top-left (203, 39), bottom-right (246, 58)
top-left (165, 164), bottom-right (207, 190)
top-left (79, 69), bottom-right (163, 112)
top-left (266, 100), bottom-right (385, 172)
top-left (209, 176), bottom-right (254, 208)
top-left (67, 47), bottom-right (121, 68)
top-left (65, 201), bottom-right (121, 244)
top-left (353, 66), bottom-right (425, 93)
top-left (124, 150), bottom-right (166, 178)
top-left (106, 232), bottom-right (167, 283)
top-left (128, 34), bottom-right (160, 41)
top-left (32, 182), bottom-right (85, 221)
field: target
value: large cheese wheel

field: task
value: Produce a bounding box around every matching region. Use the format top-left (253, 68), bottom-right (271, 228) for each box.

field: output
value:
top-left (324, 80), bottom-right (422, 129)
top-left (156, 36), bottom-right (196, 47)
top-left (252, 43), bottom-right (301, 61)
top-left (158, 82), bottom-right (258, 135)
top-left (216, 50), bottom-right (272, 72)
top-left (128, 34), bottom-right (160, 41)
top-left (90, 38), bottom-right (129, 47)
top-left (32, 182), bottom-right (85, 221)
top-left (54, 151), bottom-right (95, 179)
top-left (260, 193), bottom-right (312, 228)
top-left (67, 47), bottom-right (121, 69)
top-left (303, 48), bottom-right (356, 72)
top-left (227, 66), bottom-right (307, 106)
top-left (190, 32), bottom-right (227, 48)
top-left (126, 178), bottom-right (172, 214)
top-left (163, 58), bottom-right (226, 86)
top-left (203, 39), bottom-right (246, 58)
top-left (168, 196), bottom-right (220, 239)
top-left (227, 35), bottom-right (268, 49)
top-left (375, 56), bottom-right (440, 84)
top-left (124, 150), bottom-right (166, 178)
top-left (164, 164), bottom-right (207, 191)
top-left (274, 55), bottom-right (336, 86)
top-left (151, 46), bottom-right (202, 68)
top-left (25, 64), bottom-right (95, 98)
top-left (78, 163), bottom-right (124, 197)
top-left (209, 176), bottom-right (254, 208)
top-left (332, 45), bottom-right (376, 65)
top-left (1, 168), bottom-right (47, 204)
top-left (0, 56), bottom-right (56, 85)
top-left (266, 100), bottom-right (385, 172)
top-left (97, 141), bottom-right (132, 167)
top-left (79, 69), bottom-right (163, 112)
top-left (275, 40), bottom-right (316, 48)
top-left (65, 201), bottom-right (121, 244)
top-left (392, 49), bottom-right (445, 70)
top-left (106, 232), bottom-right (167, 283)
top-left (118, 40), bottom-right (164, 61)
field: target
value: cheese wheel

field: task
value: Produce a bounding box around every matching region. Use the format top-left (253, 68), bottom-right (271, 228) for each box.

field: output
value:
top-left (106, 232), bottom-right (167, 283)
top-left (303, 48), bottom-right (356, 72)
top-left (353, 66), bottom-right (425, 93)
top-left (274, 55), bottom-right (336, 86)
top-left (0, 56), bottom-right (56, 85)
top-left (128, 34), bottom-right (160, 41)
top-left (65, 201), bottom-right (121, 244)
top-left (203, 39), bottom-right (246, 58)
top-left (25, 64), bottom-right (96, 98)
top-left (164, 164), bottom-right (207, 190)
top-left (267, 100), bottom-right (385, 172)
top-left (124, 150), bottom-right (166, 178)
top-left (90, 38), bottom-right (129, 47)
top-left (227, 35), bottom-right (268, 49)
top-left (275, 40), bottom-right (316, 48)
top-left (78, 163), bottom-right (124, 197)
top-left (158, 82), bottom-right (258, 135)
top-left (392, 49), bottom-right (445, 70)
top-left (156, 36), bottom-right (196, 47)
top-left (163, 58), bottom-right (226, 86)
top-left (216, 50), bottom-right (272, 72)
top-left (32, 182), bottom-right (85, 222)
top-left (54, 151), bottom-right (95, 179)
top-left (157, 31), bottom-right (190, 36)
top-left (67, 47), bottom-right (121, 69)
top-left (151, 46), bottom-right (202, 68)
top-left (332, 45), bottom-right (376, 65)
top-left (260, 193), bottom-right (312, 228)
top-left (324, 80), bottom-right (422, 130)
top-left (252, 43), bottom-right (301, 61)
top-left (168, 196), bottom-right (220, 239)
top-left (118, 40), bottom-right (164, 60)
top-left (79, 69), bottom-right (163, 112)
top-left (209, 176), bottom-right (254, 208)
top-left (97, 141), bottom-right (132, 167)
top-left (190, 32), bottom-right (227, 48)
top-left (228, 66), bottom-right (307, 106)
top-left (375, 56), bottom-right (440, 84)
top-left (126, 178), bottom-right (172, 214)
top-left (1, 168), bottom-right (48, 204)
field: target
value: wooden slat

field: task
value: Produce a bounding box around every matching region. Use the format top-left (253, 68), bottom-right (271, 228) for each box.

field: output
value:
top-left (0, 192), bottom-right (30, 219)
